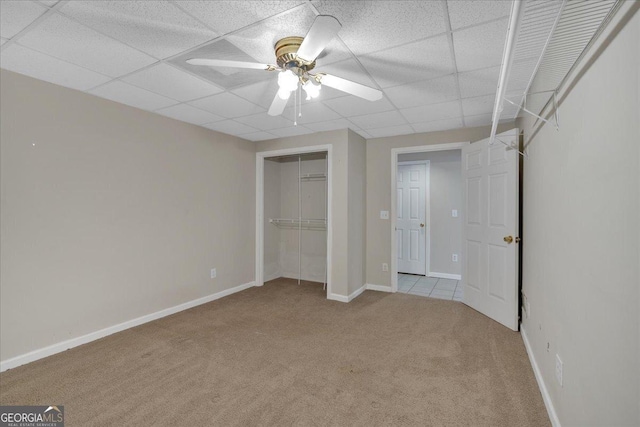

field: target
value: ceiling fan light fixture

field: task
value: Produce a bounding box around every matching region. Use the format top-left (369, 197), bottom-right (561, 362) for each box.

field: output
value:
top-left (277, 69), bottom-right (299, 92)
top-left (302, 79), bottom-right (321, 100)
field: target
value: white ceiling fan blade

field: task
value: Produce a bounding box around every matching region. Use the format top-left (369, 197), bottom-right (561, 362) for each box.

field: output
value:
top-left (318, 74), bottom-right (383, 102)
top-left (268, 91), bottom-right (291, 116)
top-left (296, 15), bottom-right (342, 62)
top-left (186, 59), bottom-right (276, 71)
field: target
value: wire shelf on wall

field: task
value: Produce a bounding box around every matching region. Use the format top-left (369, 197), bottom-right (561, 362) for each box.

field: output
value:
top-left (269, 218), bottom-right (327, 231)
top-left (300, 173), bottom-right (327, 182)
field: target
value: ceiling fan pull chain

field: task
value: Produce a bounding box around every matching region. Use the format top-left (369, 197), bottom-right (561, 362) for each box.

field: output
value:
top-left (299, 84), bottom-right (302, 118)
top-left (294, 83), bottom-right (297, 126)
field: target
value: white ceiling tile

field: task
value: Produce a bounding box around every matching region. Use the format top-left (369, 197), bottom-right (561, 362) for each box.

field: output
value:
top-left (463, 113), bottom-right (492, 128)
top-left (89, 80), bottom-right (178, 111)
top-left (122, 63), bottom-right (223, 102)
top-left (203, 119), bottom-right (258, 136)
top-left (0, 38), bottom-right (8, 46)
top-left (412, 118), bottom-right (463, 133)
top-left (269, 125), bottom-right (315, 138)
top-left (18, 13), bottom-right (156, 77)
top-left (400, 100), bottom-right (461, 124)
top-left (353, 129), bottom-right (372, 139)
top-left (177, 1), bottom-right (305, 35)
top-left (313, 1), bottom-right (447, 55)
top-left (322, 96), bottom-right (395, 117)
top-left (231, 78), bottom-right (282, 109)
top-left (315, 58), bottom-right (375, 87)
top-left (189, 92), bottom-right (264, 118)
top-left (155, 104), bottom-right (223, 125)
top-left (283, 102), bottom-right (341, 124)
top-left (447, 0), bottom-right (511, 30)
top-left (304, 118), bottom-right (357, 132)
top-left (349, 110), bottom-right (406, 130)
top-left (0, 44), bottom-right (111, 91)
top-left (238, 131), bottom-right (276, 142)
top-left (39, 1), bottom-right (59, 6)
top-left (458, 66), bottom-right (500, 98)
top-left (462, 93), bottom-right (520, 117)
top-left (385, 74), bottom-right (459, 109)
top-left (0, 1), bottom-right (47, 39)
top-left (235, 112), bottom-right (295, 131)
top-left (453, 18), bottom-right (509, 72)
top-left (366, 125), bottom-right (415, 139)
top-left (359, 35), bottom-right (454, 88)
top-left (59, 1), bottom-right (217, 59)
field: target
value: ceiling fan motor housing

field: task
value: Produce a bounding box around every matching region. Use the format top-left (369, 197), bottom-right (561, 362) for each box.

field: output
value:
top-left (274, 36), bottom-right (316, 71)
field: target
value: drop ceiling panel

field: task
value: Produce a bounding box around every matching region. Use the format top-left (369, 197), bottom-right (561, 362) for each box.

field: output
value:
top-left (122, 63), bottom-right (223, 102)
top-left (177, 1), bottom-right (305, 35)
top-left (269, 125), bottom-right (315, 138)
top-left (59, 1), bottom-right (217, 59)
top-left (359, 35), bottom-right (454, 89)
top-left (366, 124), bottom-right (414, 139)
top-left (453, 18), bottom-right (509, 72)
top-left (0, 44), bottom-right (111, 91)
top-left (283, 102), bottom-right (341, 124)
top-left (189, 92), bottom-right (264, 118)
top-left (0, 1), bottom-right (47, 39)
top-left (39, 1), bottom-right (59, 6)
top-left (447, 0), bottom-right (511, 30)
top-left (0, 39), bottom-right (8, 46)
top-left (203, 119), bottom-right (258, 135)
top-left (234, 112), bottom-right (295, 131)
top-left (18, 13), bottom-right (157, 78)
top-left (463, 113), bottom-right (493, 128)
top-left (304, 118), bottom-right (356, 132)
top-left (385, 74), bottom-right (459, 109)
top-left (313, 1), bottom-right (447, 55)
top-left (322, 95), bottom-right (395, 117)
top-left (400, 100), bottom-right (461, 124)
top-left (458, 66), bottom-right (500, 99)
top-left (411, 118), bottom-right (463, 133)
top-left (238, 131), bottom-right (276, 142)
top-left (89, 81), bottom-right (178, 111)
top-left (462, 93), bottom-right (519, 117)
top-left (155, 104), bottom-right (223, 125)
top-left (349, 110), bottom-right (406, 130)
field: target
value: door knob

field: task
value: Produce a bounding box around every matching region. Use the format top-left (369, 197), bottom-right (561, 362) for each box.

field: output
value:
top-left (504, 235), bottom-right (513, 244)
top-left (420, 223), bottom-right (425, 228)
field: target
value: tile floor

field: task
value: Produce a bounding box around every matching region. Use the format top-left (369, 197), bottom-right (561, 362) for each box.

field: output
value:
top-left (398, 274), bottom-right (463, 301)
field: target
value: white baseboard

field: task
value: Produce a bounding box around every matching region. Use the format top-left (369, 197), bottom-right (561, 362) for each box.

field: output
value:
top-left (429, 272), bottom-right (462, 280)
top-left (365, 283), bottom-right (393, 293)
top-left (327, 284), bottom-right (365, 303)
top-left (0, 281), bottom-right (256, 373)
top-left (521, 323), bottom-right (561, 427)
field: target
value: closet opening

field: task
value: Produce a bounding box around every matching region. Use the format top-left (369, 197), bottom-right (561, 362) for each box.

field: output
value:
top-left (255, 145), bottom-right (332, 298)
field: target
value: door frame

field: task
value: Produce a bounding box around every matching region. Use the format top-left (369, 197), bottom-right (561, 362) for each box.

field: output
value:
top-left (396, 160), bottom-right (431, 276)
top-left (255, 144), bottom-right (333, 297)
top-left (390, 142), bottom-right (469, 292)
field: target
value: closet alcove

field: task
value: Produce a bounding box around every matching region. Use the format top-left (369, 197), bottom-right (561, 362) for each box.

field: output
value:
top-left (263, 152), bottom-right (328, 289)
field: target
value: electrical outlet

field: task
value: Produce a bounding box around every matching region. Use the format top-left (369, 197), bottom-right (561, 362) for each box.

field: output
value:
top-left (452, 254), bottom-right (458, 262)
top-left (555, 354), bottom-right (563, 386)
top-left (380, 210), bottom-right (389, 220)
top-left (382, 263), bottom-right (388, 272)
top-left (210, 268), bottom-right (217, 279)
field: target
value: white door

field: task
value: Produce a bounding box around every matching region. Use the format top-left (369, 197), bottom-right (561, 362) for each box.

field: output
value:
top-left (397, 163), bottom-right (427, 275)
top-left (461, 130), bottom-right (519, 331)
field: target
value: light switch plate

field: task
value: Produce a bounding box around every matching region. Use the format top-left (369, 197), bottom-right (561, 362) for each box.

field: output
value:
top-left (452, 209), bottom-right (458, 218)
top-left (380, 210), bottom-right (389, 219)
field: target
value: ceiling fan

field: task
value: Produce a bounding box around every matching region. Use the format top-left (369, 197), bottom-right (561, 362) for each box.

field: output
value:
top-left (186, 15), bottom-right (383, 118)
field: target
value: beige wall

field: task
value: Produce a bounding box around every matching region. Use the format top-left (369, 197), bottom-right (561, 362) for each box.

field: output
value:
top-left (521, 6), bottom-right (639, 426)
top-left (347, 130), bottom-right (366, 294)
top-left (397, 150), bottom-right (462, 276)
top-left (263, 159), bottom-right (281, 281)
top-left (0, 70), bottom-right (256, 362)
top-left (365, 123), bottom-right (516, 287)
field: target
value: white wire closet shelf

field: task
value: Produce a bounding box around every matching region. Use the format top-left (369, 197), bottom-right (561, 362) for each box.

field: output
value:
top-left (300, 173), bottom-right (327, 182)
top-left (269, 218), bottom-right (327, 230)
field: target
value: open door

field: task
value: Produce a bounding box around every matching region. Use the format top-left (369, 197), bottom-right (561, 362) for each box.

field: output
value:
top-left (461, 130), bottom-right (519, 331)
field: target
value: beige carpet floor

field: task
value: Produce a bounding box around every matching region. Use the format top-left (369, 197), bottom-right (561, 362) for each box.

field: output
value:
top-left (0, 278), bottom-right (549, 426)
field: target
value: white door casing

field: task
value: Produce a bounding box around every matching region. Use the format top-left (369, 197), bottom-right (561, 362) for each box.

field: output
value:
top-left (397, 163), bottom-right (427, 275)
top-left (461, 130), bottom-right (519, 331)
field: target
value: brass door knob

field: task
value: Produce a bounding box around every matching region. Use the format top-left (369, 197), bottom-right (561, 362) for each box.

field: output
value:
top-left (504, 235), bottom-right (514, 244)
top-left (420, 223), bottom-right (425, 228)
